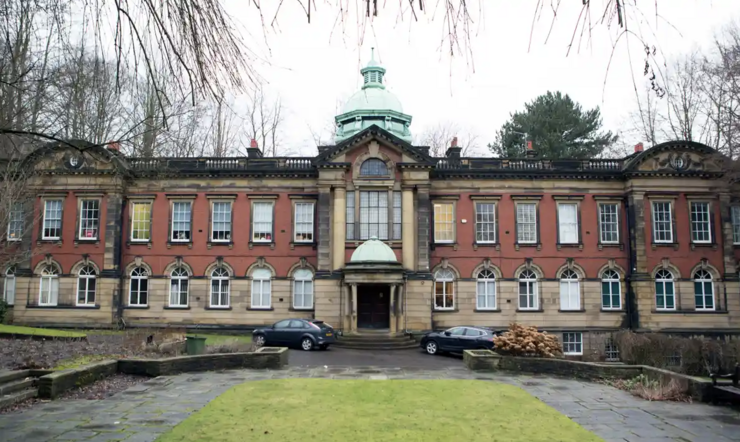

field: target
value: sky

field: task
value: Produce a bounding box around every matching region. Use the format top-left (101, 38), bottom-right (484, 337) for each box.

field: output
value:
top-left (222, 1), bottom-right (740, 156)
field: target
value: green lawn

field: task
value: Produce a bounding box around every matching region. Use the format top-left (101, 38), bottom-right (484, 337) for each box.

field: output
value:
top-left (188, 333), bottom-right (252, 346)
top-left (54, 354), bottom-right (120, 370)
top-left (0, 324), bottom-right (86, 338)
top-left (156, 380), bottom-right (602, 442)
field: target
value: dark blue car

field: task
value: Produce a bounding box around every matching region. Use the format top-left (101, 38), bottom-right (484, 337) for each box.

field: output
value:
top-left (420, 326), bottom-right (497, 355)
top-left (252, 319), bottom-right (336, 351)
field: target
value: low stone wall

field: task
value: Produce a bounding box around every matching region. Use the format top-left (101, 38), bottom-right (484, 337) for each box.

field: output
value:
top-left (38, 360), bottom-right (118, 399)
top-left (118, 347), bottom-right (288, 376)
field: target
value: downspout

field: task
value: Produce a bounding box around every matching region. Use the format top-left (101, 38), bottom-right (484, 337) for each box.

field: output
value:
top-left (624, 196), bottom-right (637, 330)
top-left (116, 196), bottom-right (126, 327)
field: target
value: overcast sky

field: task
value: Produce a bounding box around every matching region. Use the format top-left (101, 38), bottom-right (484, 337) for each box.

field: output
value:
top-left (223, 1), bottom-right (739, 156)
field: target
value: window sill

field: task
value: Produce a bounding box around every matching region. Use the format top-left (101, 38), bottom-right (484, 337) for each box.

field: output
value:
top-left (208, 241), bottom-right (233, 246)
top-left (247, 307), bottom-right (274, 311)
top-left (249, 241), bottom-right (275, 250)
top-left (432, 309), bottom-right (459, 313)
top-left (125, 305), bottom-right (149, 309)
top-left (651, 309), bottom-right (728, 315)
top-left (26, 305), bottom-right (100, 310)
top-left (563, 353), bottom-right (584, 357)
top-left (128, 240), bottom-right (152, 248)
top-left (690, 243), bottom-right (718, 250)
top-left (600, 308), bottom-right (625, 313)
top-left (289, 307), bottom-right (315, 312)
top-left (37, 240), bottom-right (62, 246)
top-left (515, 243), bottom-right (541, 251)
top-left (473, 243), bottom-right (500, 251)
top-left (164, 306), bottom-right (190, 310)
top-left (651, 243), bottom-right (679, 250)
top-left (474, 309), bottom-right (501, 313)
top-left (205, 306), bottom-right (232, 311)
top-left (558, 309), bottom-right (586, 313)
top-left (74, 239), bottom-right (100, 244)
top-left (556, 243), bottom-right (583, 249)
top-left (598, 243), bottom-right (624, 251)
top-left (290, 241), bottom-right (317, 250)
top-left (516, 309), bottom-right (543, 313)
top-left (167, 241), bottom-right (192, 246)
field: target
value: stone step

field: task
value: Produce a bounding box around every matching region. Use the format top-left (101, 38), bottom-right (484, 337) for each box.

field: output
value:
top-left (333, 343), bottom-right (421, 351)
top-left (0, 378), bottom-right (35, 396)
top-left (0, 388), bottom-right (37, 409)
top-left (0, 370), bottom-right (31, 385)
top-left (334, 340), bottom-right (420, 349)
top-left (338, 334), bottom-right (413, 342)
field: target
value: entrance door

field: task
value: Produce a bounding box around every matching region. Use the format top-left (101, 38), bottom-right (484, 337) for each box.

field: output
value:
top-left (357, 285), bottom-right (390, 329)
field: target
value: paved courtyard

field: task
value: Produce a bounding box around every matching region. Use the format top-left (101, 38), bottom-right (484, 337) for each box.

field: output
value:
top-left (0, 359), bottom-right (739, 442)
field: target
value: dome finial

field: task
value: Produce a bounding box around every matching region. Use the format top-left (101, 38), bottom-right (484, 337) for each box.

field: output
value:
top-left (371, 47), bottom-right (375, 62)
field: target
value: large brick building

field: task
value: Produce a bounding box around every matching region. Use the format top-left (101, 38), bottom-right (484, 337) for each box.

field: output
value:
top-left (3, 55), bottom-right (739, 358)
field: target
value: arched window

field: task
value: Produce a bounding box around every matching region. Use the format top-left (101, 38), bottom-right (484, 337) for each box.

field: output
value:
top-left (655, 269), bottom-right (675, 310)
top-left (693, 269), bottom-right (714, 311)
top-left (518, 269), bottom-right (538, 310)
top-left (129, 267), bottom-right (149, 307)
top-left (359, 158), bottom-right (388, 176)
top-left (601, 269), bottom-right (621, 310)
top-left (559, 269), bottom-right (580, 311)
top-left (210, 267), bottom-right (230, 308)
top-left (293, 269), bottom-right (314, 309)
top-left (169, 267), bottom-right (189, 307)
top-left (476, 269), bottom-right (496, 310)
top-left (76, 266), bottom-right (97, 306)
top-left (3, 267), bottom-right (15, 306)
top-left (39, 265), bottom-right (59, 306)
top-left (251, 268), bottom-right (272, 309)
top-left (434, 268), bottom-right (455, 310)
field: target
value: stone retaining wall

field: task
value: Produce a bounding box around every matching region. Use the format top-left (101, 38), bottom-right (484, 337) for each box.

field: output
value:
top-left (38, 360), bottom-right (118, 399)
top-left (118, 347), bottom-right (288, 376)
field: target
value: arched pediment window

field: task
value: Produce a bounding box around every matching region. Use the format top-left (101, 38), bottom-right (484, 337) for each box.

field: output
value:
top-left (359, 158), bottom-right (388, 176)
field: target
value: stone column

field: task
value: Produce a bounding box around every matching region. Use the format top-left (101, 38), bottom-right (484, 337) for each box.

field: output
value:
top-left (332, 187), bottom-right (346, 270)
top-left (416, 186), bottom-right (431, 272)
top-left (317, 187), bottom-right (332, 271)
top-left (350, 283), bottom-right (358, 333)
top-left (402, 188), bottom-right (415, 270)
top-left (389, 285), bottom-right (397, 333)
top-left (397, 283), bottom-right (404, 333)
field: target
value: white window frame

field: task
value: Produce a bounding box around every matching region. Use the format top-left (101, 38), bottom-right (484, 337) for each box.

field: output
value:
top-left (294, 202), bottom-right (315, 243)
top-left (433, 268), bottom-right (455, 310)
top-left (38, 265), bottom-right (59, 306)
top-left (559, 269), bottom-right (581, 311)
top-left (76, 266), bottom-right (97, 307)
top-left (3, 267), bottom-right (15, 306)
top-left (518, 269), bottom-right (539, 310)
top-left (171, 201), bottom-right (192, 242)
top-left (42, 199), bottom-right (63, 240)
top-left (652, 201), bottom-right (673, 243)
top-left (209, 267), bottom-right (231, 308)
top-left (251, 268), bottom-right (272, 309)
top-left (168, 267), bottom-right (189, 307)
top-left (293, 268), bottom-right (314, 310)
top-left (211, 201), bottom-right (232, 242)
top-left (475, 202), bottom-right (496, 244)
top-left (557, 203), bottom-right (579, 244)
top-left (601, 269), bottom-right (622, 310)
top-left (693, 269), bottom-right (715, 311)
top-left (476, 269), bottom-right (496, 310)
top-left (130, 201), bottom-right (152, 242)
top-left (129, 267), bottom-right (149, 307)
top-left (732, 206), bottom-right (740, 245)
top-left (433, 202), bottom-right (455, 244)
top-left (598, 203), bottom-right (619, 244)
top-left (516, 202), bottom-right (537, 244)
top-left (655, 269), bottom-right (676, 311)
top-left (252, 201), bottom-right (274, 242)
top-left (7, 202), bottom-right (23, 241)
top-left (689, 202), bottom-right (711, 244)
top-left (78, 199), bottom-right (100, 240)
top-left (562, 332), bottom-right (583, 355)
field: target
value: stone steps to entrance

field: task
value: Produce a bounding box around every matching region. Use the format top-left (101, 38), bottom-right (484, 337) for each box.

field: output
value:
top-left (334, 332), bottom-right (420, 350)
top-left (0, 369), bottom-right (49, 410)
top-left (0, 388), bottom-right (37, 409)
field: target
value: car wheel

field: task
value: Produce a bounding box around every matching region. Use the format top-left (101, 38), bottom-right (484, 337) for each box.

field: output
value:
top-left (253, 334), bottom-right (266, 347)
top-left (301, 337), bottom-right (314, 351)
top-left (425, 341), bottom-right (438, 355)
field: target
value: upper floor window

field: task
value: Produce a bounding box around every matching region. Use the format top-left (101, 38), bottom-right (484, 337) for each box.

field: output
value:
top-left (169, 267), bottom-right (189, 307)
top-left (732, 206), bottom-right (740, 245)
top-left (433, 202), bottom-right (454, 243)
top-left (251, 268), bottom-right (272, 309)
top-left (211, 201), bottom-right (232, 242)
top-left (76, 266), bottom-right (97, 306)
top-left (39, 265), bottom-right (59, 306)
top-left (434, 268), bottom-right (455, 310)
top-left (601, 269), bottom-right (621, 310)
top-left (559, 269), bottom-right (580, 310)
top-left (252, 201), bottom-right (274, 242)
top-left (557, 203), bottom-right (579, 244)
top-left (42, 200), bottom-right (63, 240)
top-left (294, 202), bottom-right (315, 243)
top-left (693, 269), bottom-right (714, 311)
top-left (293, 269), bottom-right (314, 309)
top-left (130, 202), bottom-right (152, 242)
top-left (476, 269), bottom-right (496, 310)
top-left (3, 267), bottom-right (15, 306)
top-left (516, 203), bottom-right (537, 244)
top-left (689, 202), bottom-right (711, 244)
top-left (129, 267), bottom-right (148, 307)
top-left (359, 158), bottom-right (388, 176)
top-left (518, 269), bottom-right (538, 310)
top-left (171, 201), bottom-right (192, 242)
top-left (475, 202), bottom-right (496, 243)
top-left (598, 203), bottom-right (619, 244)
top-left (652, 201), bottom-right (673, 243)
top-left (7, 202), bottom-right (23, 241)
top-left (655, 269), bottom-right (675, 311)
top-left (346, 192), bottom-right (356, 240)
top-left (79, 199), bottom-right (100, 240)
top-left (392, 192), bottom-right (402, 240)
top-left (360, 191), bottom-right (389, 240)
top-left (210, 267), bottom-right (231, 308)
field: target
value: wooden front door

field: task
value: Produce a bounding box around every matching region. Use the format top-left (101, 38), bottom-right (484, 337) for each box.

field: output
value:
top-left (357, 285), bottom-right (390, 329)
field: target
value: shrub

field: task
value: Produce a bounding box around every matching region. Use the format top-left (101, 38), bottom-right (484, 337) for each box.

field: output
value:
top-left (492, 323), bottom-right (562, 358)
top-left (0, 300), bottom-right (9, 324)
top-left (206, 339), bottom-right (256, 354)
top-left (609, 374), bottom-right (691, 402)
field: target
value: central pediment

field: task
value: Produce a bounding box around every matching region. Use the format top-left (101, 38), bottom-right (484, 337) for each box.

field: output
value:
top-left (315, 125), bottom-right (435, 167)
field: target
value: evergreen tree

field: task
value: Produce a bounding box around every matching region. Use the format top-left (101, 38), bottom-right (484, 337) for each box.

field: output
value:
top-left (488, 91), bottom-right (617, 158)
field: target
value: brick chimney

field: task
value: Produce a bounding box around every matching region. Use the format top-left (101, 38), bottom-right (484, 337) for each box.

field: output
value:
top-left (106, 141), bottom-right (122, 156)
top-left (247, 138), bottom-right (263, 158)
top-left (445, 136), bottom-right (462, 158)
top-left (525, 139), bottom-right (538, 158)
top-left (634, 142), bottom-right (644, 153)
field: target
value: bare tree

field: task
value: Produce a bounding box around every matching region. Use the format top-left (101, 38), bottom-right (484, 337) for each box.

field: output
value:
top-left (662, 53), bottom-right (710, 143)
top-left (244, 85), bottom-right (284, 157)
top-left (415, 121), bottom-right (481, 157)
top-left (627, 83), bottom-right (663, 147)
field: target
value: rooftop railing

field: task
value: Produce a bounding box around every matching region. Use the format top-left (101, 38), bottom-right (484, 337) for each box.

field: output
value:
top-left (128, 157), bottom-right (315, 171)
top-left (435, 158), bottom-right (624, 171)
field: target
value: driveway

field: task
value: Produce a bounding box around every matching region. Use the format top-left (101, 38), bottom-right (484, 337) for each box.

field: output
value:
top-left (287, 347), bottom-right (464, 368)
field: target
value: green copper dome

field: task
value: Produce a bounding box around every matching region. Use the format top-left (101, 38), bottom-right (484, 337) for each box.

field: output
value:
top-left (335, 48), bottom-right (413, 143)
top-left (350, 236), bottom-right (398, 263)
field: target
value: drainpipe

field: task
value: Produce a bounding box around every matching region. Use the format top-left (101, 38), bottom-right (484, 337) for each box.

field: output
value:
top-left (116, 196), bottom-right (126, 327)
top-left (624, 196), bottom-right (636, 330)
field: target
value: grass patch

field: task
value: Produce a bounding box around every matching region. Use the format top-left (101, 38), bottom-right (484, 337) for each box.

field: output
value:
top-left (0, 324), bottom-right (86, 338)
top-left (54, 354), bottom-right (119, 370)
top-left (156, 380), bottom-right (602, 442)
top-left (189, 334), bottom-right (251, 346)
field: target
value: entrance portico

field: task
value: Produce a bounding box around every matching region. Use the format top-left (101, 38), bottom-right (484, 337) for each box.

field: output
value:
top-left (342, 237), bottom-right (405, 334)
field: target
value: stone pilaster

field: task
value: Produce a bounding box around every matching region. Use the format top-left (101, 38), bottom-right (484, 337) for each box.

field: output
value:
top-left (627, 191), bottom-right (647, 275)
top-left (402, 188), bottom-right (415, 270)
top-left (332, 187), bottom-right (346, 270)
top-left (317, 187), bottom-right (332, 271)
top-left (103, 194), bottom-right (123, 273)
top-left (719, 193), bottom-right (738, 279)
top-left (350, 283), bottom-right (358, 332)
top-left (389, 285), bottom-right (397, 333)
top-left (416, 186), bottom-right (431, 272)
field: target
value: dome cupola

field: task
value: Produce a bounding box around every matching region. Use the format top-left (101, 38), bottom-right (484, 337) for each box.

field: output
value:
top-left (349, 236), bottom-right (398, 263)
